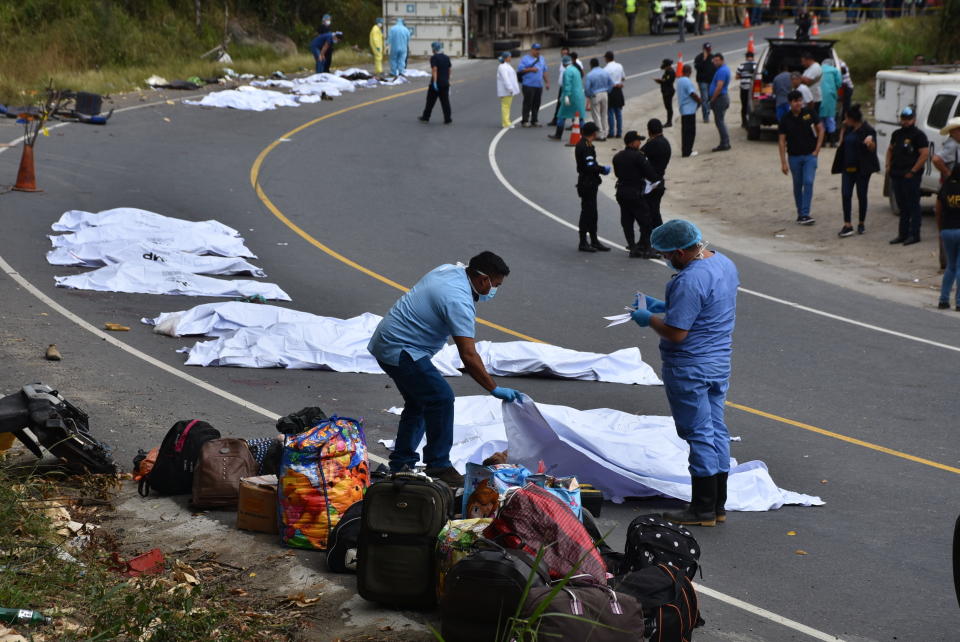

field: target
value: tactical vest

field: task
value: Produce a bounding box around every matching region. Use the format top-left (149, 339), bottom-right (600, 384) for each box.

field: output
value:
top-left (626, 0), bottom-right (637, 13)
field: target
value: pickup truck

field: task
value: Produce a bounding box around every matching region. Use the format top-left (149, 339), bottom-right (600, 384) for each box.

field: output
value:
top-left (874, 66), bottom-right (960, 212)
top-left (746, 38), bottom-right (841, 140)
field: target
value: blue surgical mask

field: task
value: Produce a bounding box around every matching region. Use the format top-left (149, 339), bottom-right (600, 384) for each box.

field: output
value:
top-left (478, 286), bottom-right (497, 302)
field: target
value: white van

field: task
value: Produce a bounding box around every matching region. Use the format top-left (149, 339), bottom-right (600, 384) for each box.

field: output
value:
top-left (874, 66), bottom-right (960, 211)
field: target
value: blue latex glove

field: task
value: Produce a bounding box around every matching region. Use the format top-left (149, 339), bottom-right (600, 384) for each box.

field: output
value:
top-left (491, 386), bottom-right (523, 403)
top-left (600, 165), bottom-right (611, 175)
top-left (432, 81), bottom-right (439, 92)
top-left (631, 308), bottom-right (652, 327)
top-left (644, 295), bottom-right (666, 313)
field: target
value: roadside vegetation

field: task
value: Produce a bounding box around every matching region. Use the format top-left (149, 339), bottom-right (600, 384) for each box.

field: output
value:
top-left (0, 458), bottom-right (302, 640)
top-left (0, 0), bottom-right (377, 101)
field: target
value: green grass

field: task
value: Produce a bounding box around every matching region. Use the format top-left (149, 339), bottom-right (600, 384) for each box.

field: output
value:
top-left (833, 15), bottom-right (944, 107)
top-left (0, 461), bottom-right (300, 640)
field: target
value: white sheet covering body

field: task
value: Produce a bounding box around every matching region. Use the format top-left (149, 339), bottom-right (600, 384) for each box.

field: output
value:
top-left (184, 86), bottom-right (301, 110)
top-left (383, 396), bottom-right (824, 511)
top-left (46, 241), bottom-right (265, 276)
top-left (49, 228), bottom-right (255, 258)
top-left (55, 263), bottom-right (290, 300)
top-left (51, 208), bottom-right (240, 237)
top-left (142, 302), bottom-right (661, 384)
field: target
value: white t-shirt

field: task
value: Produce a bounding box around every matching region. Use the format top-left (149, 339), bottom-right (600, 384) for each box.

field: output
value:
top-left (797, 84), bottom-right (814, 106)
top-left (557, 60), bottom-right (584, 86)
top-left (802, 61), bottom-right (822, 102)
top-left (604, 61), bottom-right (625, 86)
top-left (937, 137), bottom-right (960, 172)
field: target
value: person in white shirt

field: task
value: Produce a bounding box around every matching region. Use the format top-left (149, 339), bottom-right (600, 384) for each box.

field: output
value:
top-left (496, 51), bottom-right (521, 129)
top-left (604, 50), bottom-right (626, 139)
top-left (790, 72), bottom-right (814, 106)
top-left (800, 51), bottom-right (823, 111)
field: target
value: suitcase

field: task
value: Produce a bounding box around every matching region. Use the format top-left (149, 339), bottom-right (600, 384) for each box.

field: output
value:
top-left (356, 471), bottom-right (453, 608)
top-left (440, 540), bottom-right (549, 642)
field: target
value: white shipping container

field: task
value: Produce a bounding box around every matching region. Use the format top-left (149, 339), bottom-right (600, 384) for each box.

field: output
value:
top-left (385, 0), bottom-right (465, 57)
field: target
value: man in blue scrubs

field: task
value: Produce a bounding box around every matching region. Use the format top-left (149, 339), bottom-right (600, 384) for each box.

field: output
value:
top-left (309, 31), bottom-right (341, 73)
top-left (368, 252), bottom-right (523, 487)
top-left (630, 220), bottom-right (739, 526)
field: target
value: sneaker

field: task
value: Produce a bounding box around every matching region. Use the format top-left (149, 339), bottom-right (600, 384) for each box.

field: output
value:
top-left (578, 242), bottom-right (597, 252)
top-left (857, 224), bottom-right (865, 234)
top-left (902, 236), bottom-right (921, 246)
top-left (444, 119), bottom-right (453, 125)
top-left (938, 301), bottom-right (950, 309)
top-left (530, 122), bottom-right (542, 127)
top-left (889, 236), bottom-right (906, 244)
top-left (417, 116), bottom-right (429, 122)
top-left (688, 151), bottom-right (699, 157)
top-left (664, 122), bottom-right (673, 128)
top-left (838, 226), bottom-right (854, 237)
top-left (798, 216), bottom-right (816, 225)
top-left (424, 466), bottom-right (464, 488)
top-left (712, 144), bottom-right (731, 152)
top-left (521, 122), bottom-right (531, 128)
top-left (547, 134), bottom-right (562, 140)
top-left (547, 120), bottom-right (557, 127)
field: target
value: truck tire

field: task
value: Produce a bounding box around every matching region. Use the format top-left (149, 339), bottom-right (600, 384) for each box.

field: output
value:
top-left (566, 28), bottom-right (598, 40)
top-left (746, 115), bottom-right (761, 141)
top-left (599, 18), bottom-right (615, 41)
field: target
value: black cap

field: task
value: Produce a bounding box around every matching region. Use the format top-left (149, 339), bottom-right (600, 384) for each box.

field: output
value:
top-left (624, 130), bottom-right (645, 144)
top-left (661, 58), bottom-right (673, 68)
top-left (582, 122), bottom-right (600, 137)
top-left (703, 42), bottom-right (712, 49)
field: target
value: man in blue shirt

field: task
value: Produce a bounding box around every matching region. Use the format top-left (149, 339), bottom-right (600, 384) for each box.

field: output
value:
top-left (517, 44), bottom-right (549, 127)
top-left (708, 52), bottom-right (732, 152)
top-left (309, 31), bottom-right (341, 74)
top-left (676, 65), bottom-right (701, 157)
top-left (368, 252), bottom-right (523, 486)
top-left (584, 58), bottom-right (614, 140)
top-left (630, 220), bottom-right (739, 527)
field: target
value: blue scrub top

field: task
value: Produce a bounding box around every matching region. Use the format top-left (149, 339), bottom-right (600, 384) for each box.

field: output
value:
top-left (368, 264), bottom-right (476, 366)
top-left (660, 252), bottom-right (739, 372)
top-left (518, 54), bottom-right (547, 88)
top-left (309, 32), bottom-right (334, 57)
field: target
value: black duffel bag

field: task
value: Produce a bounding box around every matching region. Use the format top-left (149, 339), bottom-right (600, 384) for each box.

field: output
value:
top-left (612, 563), bottom-right (703, 641)
top-left (519, 583), bottom-right (647, 641)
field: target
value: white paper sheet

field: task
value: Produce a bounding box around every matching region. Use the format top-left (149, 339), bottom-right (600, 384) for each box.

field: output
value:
top-left (604, 313), bottom-right (632, 327)
top-left (383, 396), bottom-right (824, 511)
top-left (51, 208), bottom-right (240, 237)
top-left (142, 302), bottom-right (661, 384)
top-left (55, 263), bottom-right (291, 300)
top-left (46, 241), bottom-right (265, 276)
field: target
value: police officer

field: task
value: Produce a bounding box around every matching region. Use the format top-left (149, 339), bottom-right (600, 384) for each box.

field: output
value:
top-left (613, 131), bottom-right (659, 258)
top-left (629, 220), bottom-right (740, 527)
top-left (695, 0), bottom-right (708, 35)
top-left (625, 0), bottom-right (637, 35)
top-left (576, 122), bottom-right (612, 252)
top-left (651, 0), bottom-right (664, 34)
top-left (736, 51), bottom-right (757, 128)
top-left (368, 253), bottom-right (523, 488)
top-left (641, 119), bottom-right (672, 242)
top-left (887, 106), bottom-right (930, 245)
top-left (676, 0), bottom-right (687, 42)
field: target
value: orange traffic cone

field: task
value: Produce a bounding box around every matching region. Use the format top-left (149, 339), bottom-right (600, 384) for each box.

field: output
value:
top-left (12, 144), bottom-right (41, 192)
top-left (566, 114), bottom-right (582, 146)
top-left (778, 22), bottom-right (785, 38)
top-left (747, 33), bottom-right (755, 54)
top-left (704, 11), bottom-right (711, 30)
top-left (743, 11), bottom-right (751, 28)
top-left (811, 15), bottom-right (820, 36)
top-left (677, 52), bottom-right (684, 77)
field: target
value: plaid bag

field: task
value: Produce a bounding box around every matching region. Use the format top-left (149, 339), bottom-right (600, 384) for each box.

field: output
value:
top-left (484, 483), bottom-right (606, 584)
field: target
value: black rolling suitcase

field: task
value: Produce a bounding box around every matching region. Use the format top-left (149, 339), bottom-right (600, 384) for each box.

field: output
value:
top-left (356, 471), bottom-right (453, 608)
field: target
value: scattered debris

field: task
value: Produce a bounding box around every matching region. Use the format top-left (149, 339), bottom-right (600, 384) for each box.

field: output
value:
top-left (103, 323), bottom-right (130, 331)
top-left (111, 548), bottom-right (165, 577)
top-left (44, 344), bottom-right (61, 361)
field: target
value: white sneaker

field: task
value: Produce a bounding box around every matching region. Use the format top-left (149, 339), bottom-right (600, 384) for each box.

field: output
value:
top-left (689, 151), bottom-right (699, 157)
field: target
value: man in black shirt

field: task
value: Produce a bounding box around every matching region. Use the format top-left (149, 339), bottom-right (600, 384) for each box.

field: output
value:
top-left (887, 106), bottom-right (930, 245)
top-left (937, 165), bottom-right (960, 309)
top-left (419, 41), bottom-right (453, 124)
top-left (694, 43), bottom-right (716, 123)
top-left (613, 131), bottom-right (660, 258)
top-left (654, 59), bottom-right (676, 127)
top-left (736, 51), bottom-right (757, 128)
top-left (641, 118), bottom-right (671, 241)
top-left (575, 122), bottom-right (611, 252)
top-left (778, 89), bottom-right (824, 225)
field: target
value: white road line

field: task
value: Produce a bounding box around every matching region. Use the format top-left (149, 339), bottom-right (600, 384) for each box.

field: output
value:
top-left (695, 584), bottom-right (842, 641)
top-left (488, 49), bottom-right (960, 356)
top-left (0, 97), bottom-right (391, 466)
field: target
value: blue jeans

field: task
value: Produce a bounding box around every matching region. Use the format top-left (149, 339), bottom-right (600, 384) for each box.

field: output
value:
top-left (776, 103), bottom-right (790, 122)
top-left (940, 228), bottom-right (960, 304)
top-left (788, 154), bottom-right (818, 218)
top-left (608, 107), bottom-right (623, 137)
top-left (377, 351), bottom-right (455, 471)
top-left (841, 172), bottom-right (871, 223)
top-left (891, 173), bottom-right (923, 238)
top-left (698, 82), bottom-right (711, 120)
top-left (663, 367), bottom-right (731, 477)
top-left (712, 93), bottom-right (730, 147)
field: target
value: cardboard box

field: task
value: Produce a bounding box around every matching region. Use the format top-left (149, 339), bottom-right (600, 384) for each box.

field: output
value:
top-left (236, 475), bottom-right (278, 534)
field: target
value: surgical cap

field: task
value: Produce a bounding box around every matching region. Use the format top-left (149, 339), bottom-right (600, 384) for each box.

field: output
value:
top-left (432, 41), bottom-right (443, 52)
top-left (376, 17), bottom-right (383, 25)
top-left (651, 220), bottom-right (703, 252)
top-left (322, 13), bottom-right (331, 21)
top-left (499, 51), bottom-right (511, 62)
top-left (561, 55), bottom-right (572, 65)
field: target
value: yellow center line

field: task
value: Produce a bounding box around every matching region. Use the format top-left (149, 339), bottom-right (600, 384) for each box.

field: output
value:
top-left (249, 63), bottom-right (958, 478)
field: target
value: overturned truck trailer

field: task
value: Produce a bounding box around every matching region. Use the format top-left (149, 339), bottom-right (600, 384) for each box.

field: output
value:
top-left (383, 0), bottom-right (615, 59)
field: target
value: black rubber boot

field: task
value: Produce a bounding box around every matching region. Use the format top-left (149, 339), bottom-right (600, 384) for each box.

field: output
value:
top-left (590, 233), bottom-right (611, 251)
top-left (663, 475), bottom-right (718, 527)
top-left (715, 471), bottom-right (728, 523)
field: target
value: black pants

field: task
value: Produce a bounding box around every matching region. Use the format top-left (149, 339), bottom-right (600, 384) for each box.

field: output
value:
top-left (422, 84), bottom-right (451, 122)
top-left (577, 183), bottom-right (599, 240)
top-left (646, 186), bottom-right (665, 230)
top-left (522, 86), bottom-right (543, 124)
top-left (841, 172), bottom-right (871, 224)
top-left (662, 91), bottom-right (674, 125)
top-left (617, 188), bottom-right (651, 248)
top-left (681, 113), bottom-right (697, 156)
top-left (626, 11), bottom-right (636, 35)
top-left (740, 88), bottom-right (751, 125)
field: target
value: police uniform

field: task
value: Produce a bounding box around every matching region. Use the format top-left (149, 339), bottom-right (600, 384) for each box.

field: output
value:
top-left (575, 137), bottom-right (605, 249)
top-left (641, 134), bottom-right (672, 233)
top-left (612, 144), bottom-right (658, 255)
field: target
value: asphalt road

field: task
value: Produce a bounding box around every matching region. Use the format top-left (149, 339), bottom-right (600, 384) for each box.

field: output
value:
top-left (1, 22), bottom-right (958, 641)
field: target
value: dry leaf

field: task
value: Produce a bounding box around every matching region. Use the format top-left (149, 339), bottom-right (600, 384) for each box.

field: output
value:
top-left (230, 588), bottom-right (249, 596)
top-left (281, 592), bottom-right (321, 608)
top-left (0, 626), bottom-right (28, 642)
top-left (248, 572), bottom-right (256, 577)
top-left (787, 531), bottom-right (797, 536)
top-left (820, 479), bottom-right (828, 484)
top-left (795, 549), bottom-right (808, 555)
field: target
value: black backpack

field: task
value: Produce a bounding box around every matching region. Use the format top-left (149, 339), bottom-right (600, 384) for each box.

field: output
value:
top-left (326, 501), bottom-right (363, 573)
top-left (612, 563), bottom-right (703, 641)
top-left (138, 419), bottom-right (220, 496)
top-left (623, 514), bottom-right (701, 580)
top-left (276, 407), bottom-right (327, 435)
